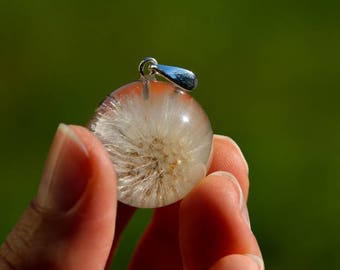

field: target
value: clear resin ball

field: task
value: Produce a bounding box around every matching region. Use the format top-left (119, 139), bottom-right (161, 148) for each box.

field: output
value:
top-left (89, 80), bottom-right (213, 208)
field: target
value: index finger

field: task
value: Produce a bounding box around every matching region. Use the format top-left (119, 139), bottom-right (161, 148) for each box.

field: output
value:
top-left (209, 135), bottom-right (249, 200)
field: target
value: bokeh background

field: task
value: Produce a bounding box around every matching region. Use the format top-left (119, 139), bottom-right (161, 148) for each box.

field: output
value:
top-left (0, 0), bottom-right (339, 269)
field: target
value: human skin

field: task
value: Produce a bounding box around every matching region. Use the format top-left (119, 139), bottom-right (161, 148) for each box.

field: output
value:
top-left (0, 124), bottom-right (264, 270)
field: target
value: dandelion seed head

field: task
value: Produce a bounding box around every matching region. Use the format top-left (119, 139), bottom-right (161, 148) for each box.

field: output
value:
top-left (89, 81), bottom-right (213, 208)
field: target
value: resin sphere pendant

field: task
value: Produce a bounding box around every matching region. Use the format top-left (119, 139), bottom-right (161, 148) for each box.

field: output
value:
top-left (89, 57), bottom-right (213, 208)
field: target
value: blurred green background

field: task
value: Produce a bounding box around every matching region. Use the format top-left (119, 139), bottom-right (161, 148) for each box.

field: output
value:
top-left (0, 0), bottom-right (339, 269)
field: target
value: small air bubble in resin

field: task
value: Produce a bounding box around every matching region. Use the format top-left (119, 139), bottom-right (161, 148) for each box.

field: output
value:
top-left (89, 80), bottom-right (213, 208)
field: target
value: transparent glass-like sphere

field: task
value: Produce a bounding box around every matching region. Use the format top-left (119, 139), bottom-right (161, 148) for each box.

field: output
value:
top-left (89, 80), bottom-right (213, 208)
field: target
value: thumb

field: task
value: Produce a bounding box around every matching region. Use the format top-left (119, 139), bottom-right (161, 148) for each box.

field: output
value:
top-left (0, 124), bottom-right (117, 270)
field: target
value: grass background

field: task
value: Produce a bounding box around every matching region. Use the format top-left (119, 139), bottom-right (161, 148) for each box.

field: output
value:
top-left (0, 0), bottom-right (339, 269)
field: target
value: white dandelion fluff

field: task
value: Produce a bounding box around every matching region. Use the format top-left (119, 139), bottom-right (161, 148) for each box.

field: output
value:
top-left (89, 81), bottom-right (213, 208)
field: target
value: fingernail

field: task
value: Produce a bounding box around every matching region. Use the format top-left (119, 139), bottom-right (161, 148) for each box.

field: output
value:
top-left (214, 135), bottom-right (249, 174)
top-left (36, 124), bottom-right (91, 212)
top-left (209, 171), bottom-right (251, 228)
top-left (242, 204), bottom-right (251, 229)
top-left (245, 254), bottom-right (265, 270)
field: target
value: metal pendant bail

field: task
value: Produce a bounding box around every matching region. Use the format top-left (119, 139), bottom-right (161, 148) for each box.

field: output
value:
top-left (138, 57), bottom-right (198, 91)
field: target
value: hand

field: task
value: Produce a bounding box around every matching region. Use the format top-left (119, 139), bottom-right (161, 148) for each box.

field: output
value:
top-left (0, 124), bottom-right (264, 270)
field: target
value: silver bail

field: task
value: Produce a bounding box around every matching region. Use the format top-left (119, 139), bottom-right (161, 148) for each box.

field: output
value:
top-left (139, 57), bottom-right (198, 91)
